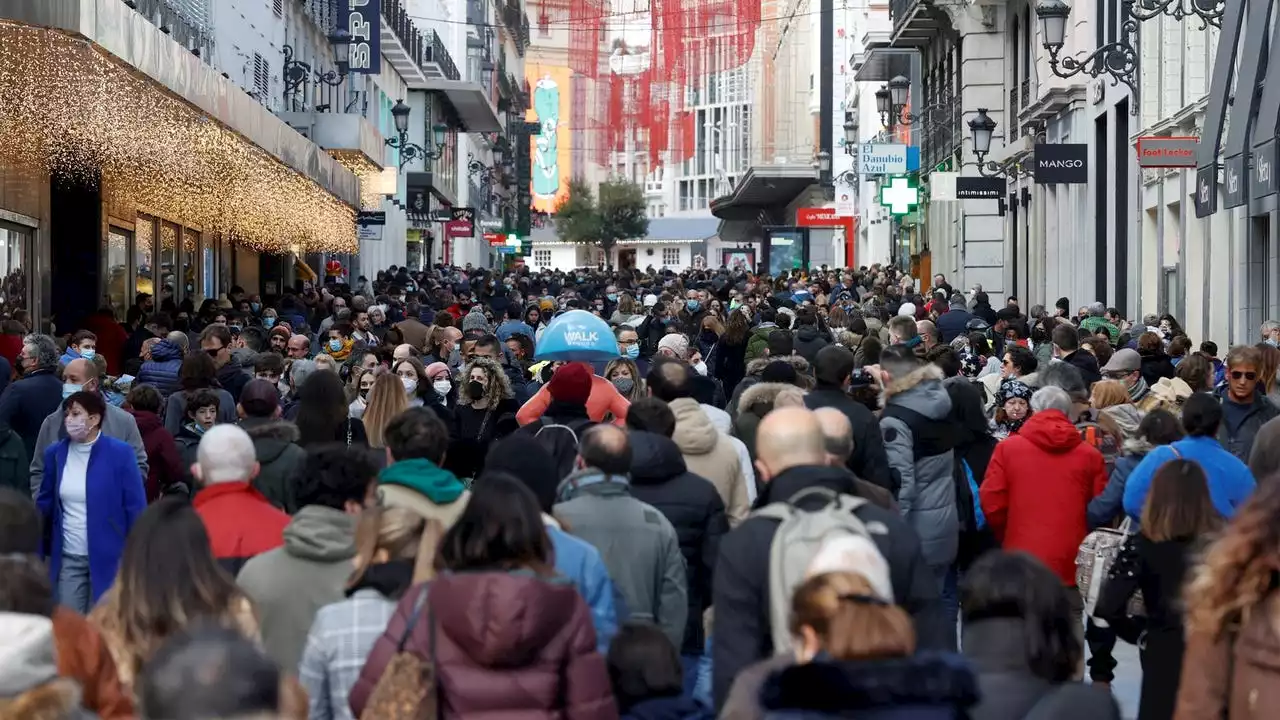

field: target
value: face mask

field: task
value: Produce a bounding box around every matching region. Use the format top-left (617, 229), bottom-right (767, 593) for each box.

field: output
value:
top-left (1268, 338), bottom-right (1278, 348)
top-left (62, 383), bottom-right (83, 400)
top-left (433, 379), bottom-right (452, 396)
top-left (329, 339), bottom-right (343, 352)
top-left (263, 317), bottom-right (276, 328)
top-left (402, 376), bottom-right (418, 394)
top-left (607, 293), bottom-right (617, 302)
top-left (251, 302), bottom-right (261, 313)
top-left (278, 379), bottom-right (290, 396)
top-left (686, 300), bottom-right (701, 313)
top-left (65, 417), bottom-right (90, 442)
top-left (625, 344), bottom-right (640, 359)
top-left (467, 380), bottom-right (486, 399)
top-left (189, 422), bottom-right (208, 437)
top-left (611, 377), bottom-right (635, 395)
top-left (79, 349), bottom-right (96, 360)
top-left (350, 396), bottom-right (366, 419)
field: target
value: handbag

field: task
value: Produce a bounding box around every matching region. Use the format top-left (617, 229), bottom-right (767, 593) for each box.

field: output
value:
top-left (358, 587), bottom-right (440, 720)
top-left (1076, 517), bottom-right (1145, 617)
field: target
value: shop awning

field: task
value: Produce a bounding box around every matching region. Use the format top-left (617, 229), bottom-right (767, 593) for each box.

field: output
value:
top-left (854, 47), bottom-right (918, 83)
top-left (420, 79), bottom-right (504, 134)
top-left (0, 1), bottom-right (361, 253)
top-left (710, 165), bottom-right (819, 221)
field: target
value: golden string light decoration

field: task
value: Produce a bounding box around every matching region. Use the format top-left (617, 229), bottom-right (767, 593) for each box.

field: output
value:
top-left (0, 24), bottom-right (358, 253)
top-left (329, 151), bottom-right (391, 211)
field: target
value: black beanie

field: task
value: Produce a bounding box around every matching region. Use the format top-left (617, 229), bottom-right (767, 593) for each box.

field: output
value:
top-left (761, 360), bottom-right (798, 385)
top-left (484, 436), bottom-right (559, 514)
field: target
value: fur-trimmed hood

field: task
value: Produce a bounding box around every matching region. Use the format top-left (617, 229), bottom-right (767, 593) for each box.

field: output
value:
top-left (761, 653), bottom-right (979, 717)
top-left (739, 382), bottom-right (803, 416)
top-left (881, 362), bottom-right (946, 403)
top-left (0, 678), bottom-right (87, 720)
top-left (744, 354), bottom-right (815, 388)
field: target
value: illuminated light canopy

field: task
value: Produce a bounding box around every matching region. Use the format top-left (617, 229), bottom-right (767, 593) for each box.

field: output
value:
top-left (329, 150), bottom-right (391, 211)
top-left (0, 24), bottom-right (357, 253)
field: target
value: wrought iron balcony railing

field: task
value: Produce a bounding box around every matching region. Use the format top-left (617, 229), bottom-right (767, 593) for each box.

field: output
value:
top-left (384, 0), bottom-right (462, 81)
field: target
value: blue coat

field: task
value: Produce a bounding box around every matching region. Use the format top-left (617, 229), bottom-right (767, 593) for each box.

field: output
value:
top-left (36, 435), bottom-right (147, 605)
top-left (136, 340), bottom-right (184, 398)
top-left (0, 368), bottom-right (62, 462)
top-left (548, 524), bottom-right (620, 653)
top-left (1123, 436), bottom-right (1256, 521)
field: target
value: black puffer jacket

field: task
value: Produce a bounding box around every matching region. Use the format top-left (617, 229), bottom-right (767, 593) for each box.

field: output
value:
top-left (792, 325), bottom-right (829, 363)
top-left (628, 431), bottom-right (729, 655)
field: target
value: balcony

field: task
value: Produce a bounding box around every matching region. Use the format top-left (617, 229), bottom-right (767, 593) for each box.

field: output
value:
top-left (126, 0), bottom-right (213, 58)
top-left (467, 0), bottom-right (488, 27)
top-left (1020, 79), bottom-right (1030, 108)
top-left (502, 1), bottom-right (531, 56)
top-left (888, 0), bottom-right (948, 48)
top-left (383, 0), bottom-right (461, 81)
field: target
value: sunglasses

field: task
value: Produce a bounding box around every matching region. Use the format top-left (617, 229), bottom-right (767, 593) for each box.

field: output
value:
top-left (1231, 371), bottom-right (1259, 381)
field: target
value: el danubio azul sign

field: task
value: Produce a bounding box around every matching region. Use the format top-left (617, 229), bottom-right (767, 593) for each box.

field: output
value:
top-left (859, 143), bottom-right (908, 176)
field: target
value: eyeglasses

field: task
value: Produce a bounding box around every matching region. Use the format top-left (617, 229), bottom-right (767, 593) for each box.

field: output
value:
top-left (1231, 371), bottom-right (1259, 381)
top-left (1104, 371), bottom-right (1133, 380)
top-left (204, 346), bottom-right (224, 357)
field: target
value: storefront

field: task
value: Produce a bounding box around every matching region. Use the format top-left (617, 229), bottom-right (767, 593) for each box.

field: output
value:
top-left (0, 2), bottom-right (361, 331)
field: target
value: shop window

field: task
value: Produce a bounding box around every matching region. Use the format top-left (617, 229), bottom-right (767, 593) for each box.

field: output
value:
top-left (662, 247), bottom-right (680, 266)
top-left (202, 235), bottom-right (215, 302)
top-left (160, 222), bottom-right (179, 305)
top-left (534, 249), bottom-right (552, 267)
top-left (0, 221), bottom-right (30, 319)
top-left (104, 228), bottom-right (131, 319)
top-left (135, 218), bottom-right (154, 300)
top-left (183, 228), bottom-right (200, 301)
top-left (219, 235), bottom-right (234, 299)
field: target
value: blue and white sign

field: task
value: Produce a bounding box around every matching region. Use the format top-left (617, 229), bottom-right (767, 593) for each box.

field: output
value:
top-left (858, 143), bottom-right (920, 176)
top-left (346, 0), bottom-right (382, 74)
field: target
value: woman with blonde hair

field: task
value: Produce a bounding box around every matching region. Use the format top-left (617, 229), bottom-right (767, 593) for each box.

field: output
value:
top-left (605, 357), bottom-right (645, 402)
top-left (299, 506), bottom-right (441, 720)
top-left (361, 371), bottom-right (409, 456)
top-left (1175, 479), bottom-right (1280, 717)
top-left (1090, 378), bottom-right (1145, 445)
top-left (609, 293), bottom-right (638, 325)
top-left (725, 536), bottom-right (978, 719)
top-left (90, 498), bottom-right (258, 696)
top-left (449, 356), bottom-right (518, 480)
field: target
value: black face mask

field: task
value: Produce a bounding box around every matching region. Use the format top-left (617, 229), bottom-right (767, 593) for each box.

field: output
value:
top-left (467, 380), bottom-right (485, 400)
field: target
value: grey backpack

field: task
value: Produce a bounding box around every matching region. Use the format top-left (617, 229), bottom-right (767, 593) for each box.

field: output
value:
top-left (751, 486), bottom-right (886, 655)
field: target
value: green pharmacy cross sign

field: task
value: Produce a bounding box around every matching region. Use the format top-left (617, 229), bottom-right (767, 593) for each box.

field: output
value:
top-left (880, 176), bottom-right (920, 215)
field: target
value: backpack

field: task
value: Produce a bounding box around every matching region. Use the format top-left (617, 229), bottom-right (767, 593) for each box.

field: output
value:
top-left (1077, 421), bottom-right (1121, 476)
top-left (533, 420), bottom-right (587, 480)
top-left (751, 486), bottom-right (886, 655)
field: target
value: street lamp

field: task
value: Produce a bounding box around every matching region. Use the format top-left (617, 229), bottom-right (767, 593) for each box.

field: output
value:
top-left (888, 76), bottom-right (910, 111)
top-left (1036, 0), bottom-right (1139, 114)
top-left (283, 29), bottom-right (352, 95)
top-left (875, 85), bottom-right (891, 126)
top-left (816, 151), bottom-right (832, 173)
top-left (966, 108), bottom-right (1009, 178)
top-left (385, 99), bottom-right (448, 169)
top-left (843, 116), bottom-right (858, 155)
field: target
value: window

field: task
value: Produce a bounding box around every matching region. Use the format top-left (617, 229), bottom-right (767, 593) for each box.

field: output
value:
top-left (253, 53), bottom-right (270, 101)
top-left (662, 247), bottom-right (680, 266)
top-left (135, 218), bottom-right (154, 298)
top-left (104, 228), bottom-right (131, 320)
top-left (534, 249), bottom-right (552, 267)
top-left (273, 0), bottom-right (284, 17)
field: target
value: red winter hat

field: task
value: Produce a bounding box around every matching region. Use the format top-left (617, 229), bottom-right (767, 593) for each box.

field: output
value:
top-left (548, 362), bottom-right (593, 406)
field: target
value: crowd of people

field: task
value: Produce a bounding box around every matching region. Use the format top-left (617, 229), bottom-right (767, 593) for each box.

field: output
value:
top-left (2, 261), bottom-right (1279, 719)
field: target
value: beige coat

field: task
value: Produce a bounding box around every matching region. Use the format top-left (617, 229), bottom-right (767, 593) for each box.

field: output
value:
top-left (669, 398), bottom-right (749, 526)
top-left (1175, 591), bottom-right (1280, 720)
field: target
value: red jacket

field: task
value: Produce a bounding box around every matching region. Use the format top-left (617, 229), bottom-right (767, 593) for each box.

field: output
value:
top-left (193, 481), bottom-right (289, 576)
top-left (0, 332), bottom-right (22, 369)
top-left (980, 409), bottom-right (1108, 585)
top-left (516, 374), bottom-right (630, 426)
top-left (125, 409), bottom-right (183, 502)
top-left (350, 571), bottom-right (617, 720)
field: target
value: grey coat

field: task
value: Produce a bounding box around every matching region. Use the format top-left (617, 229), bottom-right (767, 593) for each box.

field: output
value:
top-left (28, 403), bottom-right (147, 495)
top-left (879, 364), bottom-right (959, 568)
top-left (553, 470), bottom-right (688, 650)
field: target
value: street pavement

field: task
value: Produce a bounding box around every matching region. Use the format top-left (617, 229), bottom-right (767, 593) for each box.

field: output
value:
top-left (1091, 637), bottom-right (1141, 719)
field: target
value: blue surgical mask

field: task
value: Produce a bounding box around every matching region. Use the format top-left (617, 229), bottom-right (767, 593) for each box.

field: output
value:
top-left (625, 344), bottom-right (640, 359)
top-left (263, 317), bottom-right (276, 329)
top-left (329, 339), bottom-right (343, 352)
top-left (62, 383), bottom-right (83, 399)
top-left (251, 302), bottom-right (262, 313)
top-left (607, 293), bottom-right (618, 302)
top-left (79, 349), bottom-right (96, 360)
top-left (686, 300), bottom-right (701, 312)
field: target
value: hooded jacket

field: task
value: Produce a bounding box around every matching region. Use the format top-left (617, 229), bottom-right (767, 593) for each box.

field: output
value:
top-left (879, 364), bottom-right (959, 567)
top-left (627, 431), bottom-right (730, 655)
top-left (792, 325), bottom-right (829, 364)
top-left (136, 340), bottom-right (184, 398)
top-left (936, 302), bottom-right (976, 343)
top-left (733, 382), bottom-right (802, 464)
top-left (554, 470), bottom-right (689, 651)
top-left (236, 505), bottom-right (358, 673)
top-left (711, 464), bottom-right (947, 709)
top-left (980, 409), bottom-right (1108, 585)
top-left (700, 404), bottom-right (756, 504)
top-left (1087, 435), bottom-right (1153, 530)
top-left (350, 572), bottom-right (619, 720)
top-left (377, 458), bottom-right (471, 528)
top-left (759, 653), bottom-right (979, 720)
top-left (125, 408), bottom-right (183, 502)
top-left (669, 398), bottom-right (749, 526)
top-left (1123, 435), bottom-right (1256, 523)
top-left (0, 613), bottom-right (96, 720)
top-left (240, 417), bottom-right (307, 514)
top-left (728, 355), bottom-right (814, 414)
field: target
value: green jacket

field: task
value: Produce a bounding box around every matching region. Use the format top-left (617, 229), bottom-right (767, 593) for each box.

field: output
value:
top-left (745, 325), bottom-right (779, 363)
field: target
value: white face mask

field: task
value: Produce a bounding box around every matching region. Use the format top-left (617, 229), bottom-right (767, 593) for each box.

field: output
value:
top-left (402, 376), bottom-right (418, 394)
top-left (433, 379), bottom-right (452, 396)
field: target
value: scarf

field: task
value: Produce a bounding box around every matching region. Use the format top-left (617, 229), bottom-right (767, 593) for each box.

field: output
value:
top-left (344, 558), bottom-right (415, 600)
top-left (1128, 375), bottom-right (1150, 404)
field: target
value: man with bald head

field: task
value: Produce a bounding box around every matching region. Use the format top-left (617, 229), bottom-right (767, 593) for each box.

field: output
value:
top-left (711, 406), bottom-right (946, 709)
top-left (813, 407), bottom-right (895, 510)
top-left (286, 334), bottom-right (310, 360)
top-left (554, 424), bottom-right (688, 652)
top-left (393, 343), bottom-right (417, 363)
top-left (29, 358), bottom-right (149, 494)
